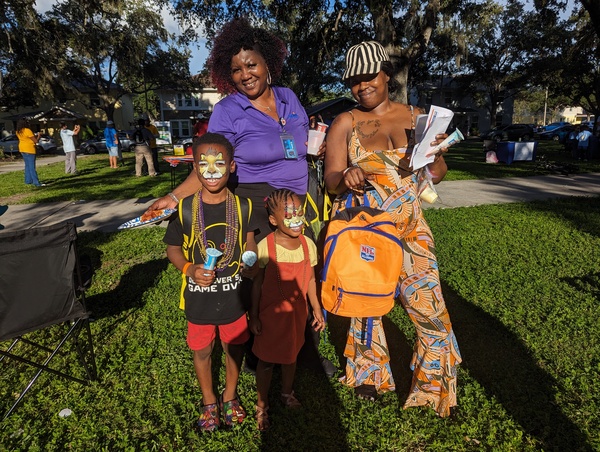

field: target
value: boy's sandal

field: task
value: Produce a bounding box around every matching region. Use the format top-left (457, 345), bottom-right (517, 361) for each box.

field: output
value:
top-left (255, 405), bottom-right (270, 432)
top-left (219, 393), bottom-right (246, 426)
top-left (197, 402), bottom-right (220, 433)
top-left (280, 390), bottom-right (302, 409)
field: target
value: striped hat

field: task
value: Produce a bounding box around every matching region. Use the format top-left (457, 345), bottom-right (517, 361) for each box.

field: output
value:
top-left (342, 41), bottom-right (390, 81)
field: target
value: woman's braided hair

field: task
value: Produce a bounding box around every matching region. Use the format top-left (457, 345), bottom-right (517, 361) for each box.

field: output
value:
top-left (207, 17), bottom-right (288, 95)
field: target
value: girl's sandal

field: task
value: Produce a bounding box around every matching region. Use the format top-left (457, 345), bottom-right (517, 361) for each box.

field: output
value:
top-left (280, 390), bottom-right (302, 409)
top-left (197, 402), bottom-right (220, 433)
top-left (219, 393), bottom-right (246, 426)
top-left (255, 405), bottom-right (270, 431)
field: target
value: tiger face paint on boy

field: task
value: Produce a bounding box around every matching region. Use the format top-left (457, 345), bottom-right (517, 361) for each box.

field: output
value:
top-left (197, 150), bottom-right (227, 180)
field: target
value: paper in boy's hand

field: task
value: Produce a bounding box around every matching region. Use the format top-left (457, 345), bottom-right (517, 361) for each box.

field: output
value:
top-left (410, 105), bottom-right (454, 170)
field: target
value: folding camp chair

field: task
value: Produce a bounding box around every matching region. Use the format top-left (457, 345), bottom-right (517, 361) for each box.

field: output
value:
top-left (0, 222), bottom-right (97, 420)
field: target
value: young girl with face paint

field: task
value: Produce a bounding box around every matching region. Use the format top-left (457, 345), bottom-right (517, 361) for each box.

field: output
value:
top-left (249, 189), bottom-right (325, 431)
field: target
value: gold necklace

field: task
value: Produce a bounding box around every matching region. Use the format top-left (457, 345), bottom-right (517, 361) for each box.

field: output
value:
top-left (249, 90), bottom-right (274, 112)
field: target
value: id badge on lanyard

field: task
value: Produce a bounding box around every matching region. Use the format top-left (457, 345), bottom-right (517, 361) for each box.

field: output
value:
top-left (280, 133), bottom-right (298, 160)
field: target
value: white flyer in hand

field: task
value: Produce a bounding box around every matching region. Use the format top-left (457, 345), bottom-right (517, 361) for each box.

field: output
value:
top-left (410, 105), bottom-right (454, 170)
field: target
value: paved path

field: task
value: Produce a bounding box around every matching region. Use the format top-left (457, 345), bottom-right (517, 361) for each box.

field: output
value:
top-left (431, 172), bottom-right (600, 209)
top-left (0, 154), bottom-right (70, 175)
top-left (1, 155), bottom-right (599, 232)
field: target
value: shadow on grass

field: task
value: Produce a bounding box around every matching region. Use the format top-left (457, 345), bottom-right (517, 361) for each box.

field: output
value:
top-left (257, 365), bottom-right (348, 452)
top-left (444, 284), bottom-right (593, 451)
top-left (325, 287), bottom-right (592, 451)
top-left (86, 258), bottom-right (170, 341)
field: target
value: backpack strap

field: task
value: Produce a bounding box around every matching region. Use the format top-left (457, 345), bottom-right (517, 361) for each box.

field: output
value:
top-left (179, 195), bottom-right (194, 262)
top-left (344, 191), bottom-right (370, 209)
top-left (359, 317), bottom-right (375, 349)
top-left (235, 194), bottom-right (252, 251)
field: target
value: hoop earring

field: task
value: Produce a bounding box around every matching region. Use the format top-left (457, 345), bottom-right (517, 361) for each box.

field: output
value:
top-left (267, 70), bottom-right (272, 86)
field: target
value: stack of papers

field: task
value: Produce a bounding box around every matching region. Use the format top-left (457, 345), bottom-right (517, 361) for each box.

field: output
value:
top-left (410, 105), bottom-right (454, 170)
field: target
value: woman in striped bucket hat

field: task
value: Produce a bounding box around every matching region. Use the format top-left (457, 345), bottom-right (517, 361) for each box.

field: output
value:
top-left (324, 41), bottom-right (462, 417)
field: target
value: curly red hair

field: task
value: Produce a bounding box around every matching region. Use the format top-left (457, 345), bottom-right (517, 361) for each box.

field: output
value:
top-left (207, 17), bottom-right (288, 95)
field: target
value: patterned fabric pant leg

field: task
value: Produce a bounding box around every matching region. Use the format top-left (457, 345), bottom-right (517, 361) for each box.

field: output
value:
top-left (341, 317), bottom-right (396, 393)
top-left (398, 222), bottom-right (462, 417)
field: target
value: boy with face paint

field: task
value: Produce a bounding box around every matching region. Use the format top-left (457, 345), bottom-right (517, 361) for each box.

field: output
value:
top-left (249, 188), bottom-right (325, 431)
top-left (164, 133), bottom-right (259, 432)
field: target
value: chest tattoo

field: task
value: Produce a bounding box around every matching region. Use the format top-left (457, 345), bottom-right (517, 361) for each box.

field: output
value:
top-left (356, 120), bottom-right (381, 140)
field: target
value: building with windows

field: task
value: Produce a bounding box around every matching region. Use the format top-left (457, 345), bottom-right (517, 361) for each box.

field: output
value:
top-left (410, 77), bottom-right (515, 137)
top-left (155, 84), bottom-right (222, 139)
top-left (0, 84), bottom-right (134, 139)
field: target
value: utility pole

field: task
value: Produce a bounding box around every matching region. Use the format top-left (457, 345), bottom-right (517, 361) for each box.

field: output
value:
top-left (543, 86), bottom-right (548, 126)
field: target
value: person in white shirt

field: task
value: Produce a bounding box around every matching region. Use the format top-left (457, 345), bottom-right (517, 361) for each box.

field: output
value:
top-left (60, 122), bottom-right (81, 174)
top-left (577, 125), bottom-right (593, 160)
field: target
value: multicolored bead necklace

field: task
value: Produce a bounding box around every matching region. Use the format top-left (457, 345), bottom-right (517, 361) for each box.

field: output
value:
top-left (191, 190), bottom-right (239, 271)
top-left (273, 231), bottom-right (308, 303)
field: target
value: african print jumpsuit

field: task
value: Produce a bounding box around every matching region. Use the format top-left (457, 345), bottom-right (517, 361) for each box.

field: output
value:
top-left (334, 111), bottom-right (462, 417)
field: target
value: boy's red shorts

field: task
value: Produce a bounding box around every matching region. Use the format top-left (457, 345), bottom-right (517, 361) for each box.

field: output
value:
top-left (187, 314), bottom-right (250, 350)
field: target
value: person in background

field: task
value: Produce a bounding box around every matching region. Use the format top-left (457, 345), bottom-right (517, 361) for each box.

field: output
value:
top-left (59, 122), bottom-right (81, 175)
top-left (309, 114), bottom-right (324, 130)
top-left (324, 41), bottom-right (461, 417)
top-left (577, 125), bottom-right (593, 161)
top-left (104, 120), bottom-right (119, 169)
top-left (145, 118), bottom-right (161, 174)
top-left (145, 17), bottom-right (335, 378)
top-left (193, 113), bottom-right (209, 138)
top-left (16, 117), bottom-right (44, 187)
top-left (566, 126), bottom-right (579, 158)
top-left (164, 133), bottom-right (258, 432)
top-left (132, 119), bottom-right (157, 177)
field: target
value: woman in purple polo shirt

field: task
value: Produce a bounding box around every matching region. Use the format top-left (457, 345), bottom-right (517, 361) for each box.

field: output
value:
top-left (149, 18), bottom-right (315, 241)
top-left (147, 18), bottom-right (335, 387)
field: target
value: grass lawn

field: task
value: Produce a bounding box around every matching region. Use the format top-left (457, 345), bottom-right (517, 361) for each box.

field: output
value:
top-left (1, 140), bottom-right (600, 204)
top-left (1, 143), bottom-right (599, 450)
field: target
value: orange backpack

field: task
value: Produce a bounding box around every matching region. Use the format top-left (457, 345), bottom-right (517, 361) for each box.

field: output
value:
top-left (320, 203), bottom-right (403, 318)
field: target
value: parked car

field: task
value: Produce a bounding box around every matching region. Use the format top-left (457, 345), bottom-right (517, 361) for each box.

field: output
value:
top-left (0, 134), bottom-right (57, 155)
top-left (537, 124), bottom-right (575, 143)
top-left (480, 124), bottom-right (535, 142)
top-left (80, 131), bottom-right (134, 154)
top-left (541, 122), bottom-right (571, 132)
top-left (580, 120), bottom-right (595, 131)
top-left (526, 123), bottom-right (543, 133)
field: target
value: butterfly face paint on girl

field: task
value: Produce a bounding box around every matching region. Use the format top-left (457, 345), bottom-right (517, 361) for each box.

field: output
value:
top-left (283, 202), bottom-right (305, 228)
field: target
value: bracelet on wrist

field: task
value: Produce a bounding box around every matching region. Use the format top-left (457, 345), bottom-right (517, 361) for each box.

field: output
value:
top-left (182, 262), bottom-right (192, 276)
top-left (342, 167), bottom-right (352, 176)
top-left (168, 192), bottom-right (179, 204)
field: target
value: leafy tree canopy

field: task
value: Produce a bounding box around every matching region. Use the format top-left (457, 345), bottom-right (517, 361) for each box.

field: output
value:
top-left (1, 0), bottom-right (194, 120)
top-left (169, 0), bottom-right (471, 104)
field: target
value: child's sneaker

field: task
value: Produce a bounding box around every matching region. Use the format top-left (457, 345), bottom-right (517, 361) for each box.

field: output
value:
top-left (219, 393), bottom-right (246, 426)
top-left (197, 403), bottom-right (219, 432)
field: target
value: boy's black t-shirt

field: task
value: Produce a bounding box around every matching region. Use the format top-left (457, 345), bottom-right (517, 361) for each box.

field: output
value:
top-left (163, 195), bottom-right (257, 325)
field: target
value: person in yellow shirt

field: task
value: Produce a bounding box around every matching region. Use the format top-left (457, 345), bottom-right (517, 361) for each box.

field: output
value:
top-left (16, 118), bottom-right (44, 187)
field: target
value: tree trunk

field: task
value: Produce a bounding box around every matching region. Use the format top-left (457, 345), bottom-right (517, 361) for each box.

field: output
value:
top-left (369, 0), bottom-right (439, 104)
top-left (391, 63), bottom-right (410, 103)
top-left (579, 0), bottom-right (600, 39)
